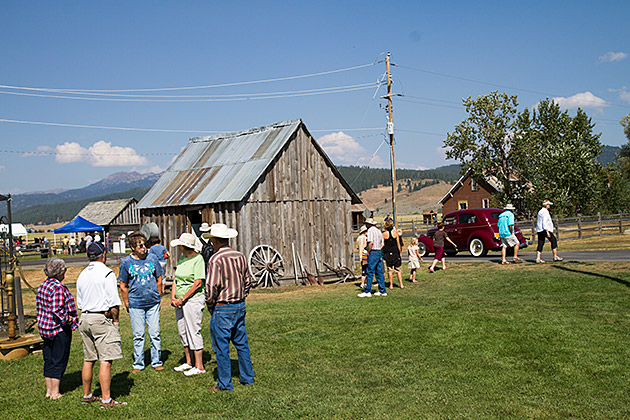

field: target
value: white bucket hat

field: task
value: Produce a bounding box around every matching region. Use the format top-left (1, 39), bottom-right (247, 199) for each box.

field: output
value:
top-left (170, 232), bottom-right (201, 252)
top-left (504, 204), bottom-right (516, 210)
top-left (199, 222), bottom-right (211, 232)
top-left (207, 223), bottom-right (238, 239)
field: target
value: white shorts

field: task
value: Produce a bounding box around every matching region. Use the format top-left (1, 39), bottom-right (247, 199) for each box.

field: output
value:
top-left (500, 234), bottom-right (519, 248)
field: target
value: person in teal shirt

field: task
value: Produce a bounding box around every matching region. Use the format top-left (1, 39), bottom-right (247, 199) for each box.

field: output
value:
top-left (170, 232), bottom-right (206, 376)
top-left (498, 204), bottom-right (523, 264)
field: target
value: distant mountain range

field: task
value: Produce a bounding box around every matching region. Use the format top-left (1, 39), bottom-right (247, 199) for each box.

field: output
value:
top-left (3, 144), bottom-right (622, 225)
top-left (8, 171), bottom-right (162, 212)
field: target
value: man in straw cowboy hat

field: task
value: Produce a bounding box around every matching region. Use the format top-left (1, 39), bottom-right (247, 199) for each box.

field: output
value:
top-left (536, 200), bottom-right (563, 263)
top-left (204, 224), bottom-right (255, 391)
top-left (498, 204), bottom-right (523, 265)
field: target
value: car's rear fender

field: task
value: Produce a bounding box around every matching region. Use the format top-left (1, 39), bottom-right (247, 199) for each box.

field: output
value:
top-left (417, 235), bottom-right (435, 253)
top-left (466, 231), bottom-right (499, 250)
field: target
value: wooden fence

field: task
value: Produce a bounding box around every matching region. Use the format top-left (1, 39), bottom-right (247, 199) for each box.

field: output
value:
top-left (358, 213), bottom-right (630, 242)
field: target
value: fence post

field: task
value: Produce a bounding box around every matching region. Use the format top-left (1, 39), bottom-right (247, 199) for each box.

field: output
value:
top-left (554, 215), bottom-right (560, 241)
top-left (598, 212), bottom-right (602, 236)
top-left (412, 219), bottom-right (417, 237)
top-left (531, 218), bottom-right (536, 241)
top-left (577, 213), bottom-right (582, 239)
top-left (620, 214), bottom-right (624, 234)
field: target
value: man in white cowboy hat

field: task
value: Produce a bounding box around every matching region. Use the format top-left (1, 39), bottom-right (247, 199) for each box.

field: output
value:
top-left (498, 204), bottom-right (523, 265)
top-left (536, 200), bottom-right (563, 263)
top-left (204, 224), bottom-right (255, 391)
top-left (358, 218), bottom-right (387, 298)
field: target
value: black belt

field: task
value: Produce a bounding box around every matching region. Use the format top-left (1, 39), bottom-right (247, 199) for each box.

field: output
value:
top-left (216, 299), bottom-right (244, 306)
top-left (83, 310), bottom-right (107, 314)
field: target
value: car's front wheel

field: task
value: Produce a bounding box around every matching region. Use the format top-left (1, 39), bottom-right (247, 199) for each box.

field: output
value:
top-left (417, 241), bottom-right (428, 258)
top-left (468, 238), bottom-right (487, 257)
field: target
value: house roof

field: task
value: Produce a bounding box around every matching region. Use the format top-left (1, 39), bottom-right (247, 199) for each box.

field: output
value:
top-left (438, 169), bottom-right (501, 205)
top-left (77, 198), bottom-right (137, 226)
top-left (137, 119), bottom-right (361, 209)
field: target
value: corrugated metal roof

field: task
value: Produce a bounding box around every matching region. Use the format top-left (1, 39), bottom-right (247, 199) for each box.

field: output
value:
top-left (137, 120), bottom-right (302, 209)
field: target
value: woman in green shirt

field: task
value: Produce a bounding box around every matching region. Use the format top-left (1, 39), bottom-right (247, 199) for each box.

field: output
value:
top-left (170, 233), bottom-right (206, 376)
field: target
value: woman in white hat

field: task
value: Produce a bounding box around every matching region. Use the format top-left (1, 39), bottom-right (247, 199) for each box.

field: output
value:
top-left (170, 232), bottom-right (206, 376)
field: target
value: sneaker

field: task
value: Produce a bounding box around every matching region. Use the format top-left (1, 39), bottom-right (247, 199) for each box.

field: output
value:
top-left (536, 259), bottom-right (545, 264)
top-left (357, 292), bottom-right (372, 298)
top-left (174, 363), bottom-right (192, 372)
top-left (373, 291), bottom-right (382, 296)
top-left (100, 399), bottom-right (127, 408)
top-left (553, 257), bottom-right (564, 261)
top-left (183, 367), bottom-right (206, 376)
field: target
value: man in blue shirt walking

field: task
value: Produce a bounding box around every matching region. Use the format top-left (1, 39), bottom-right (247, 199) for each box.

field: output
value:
top-left (498, 204), bottom-right (523, 265)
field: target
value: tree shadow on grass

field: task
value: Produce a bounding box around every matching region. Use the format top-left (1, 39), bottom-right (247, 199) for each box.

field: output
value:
top-left (553, 265), bottom-right (630, 288)
top-left (60, 370), bottom-right (82, 394)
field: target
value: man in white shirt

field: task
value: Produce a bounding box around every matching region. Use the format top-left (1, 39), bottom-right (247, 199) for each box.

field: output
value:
top-left (76, 242), bottom-right (126, 408)
top-left (536, 200), bottom-right (563, 263)
top-left (358, 218), bottom-right (387, 298)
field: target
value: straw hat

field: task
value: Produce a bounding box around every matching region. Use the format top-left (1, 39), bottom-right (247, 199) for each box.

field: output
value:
top-left (359, 225), bottom-right (368, 234)
top-left (504, 204), bottom-right (516, 210)
top-left (170, 232), bottom-right (201, 252)
top-left (542, 200), bottom-right (553, 206)
top-left (199, 222), bottom-right (211, 232)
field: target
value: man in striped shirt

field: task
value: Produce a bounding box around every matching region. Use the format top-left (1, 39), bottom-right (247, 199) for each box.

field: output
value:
top-left (205, 224), bottom-right (255, 391)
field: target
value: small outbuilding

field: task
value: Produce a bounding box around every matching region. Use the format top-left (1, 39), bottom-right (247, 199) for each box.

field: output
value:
top-left (77, 198), bottom-right (141, 238)
top-left (137, 119), bottom-right (362, 285)
top-left (439, 169), bottom-right (500, 214)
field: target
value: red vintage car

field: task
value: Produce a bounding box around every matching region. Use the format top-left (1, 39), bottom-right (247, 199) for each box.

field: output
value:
top-left (417, 208), bottom-right (529, 258)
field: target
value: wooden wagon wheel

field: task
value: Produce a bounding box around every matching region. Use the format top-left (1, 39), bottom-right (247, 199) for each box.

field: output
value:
top-left (248, 245), bottom-right (285, 288)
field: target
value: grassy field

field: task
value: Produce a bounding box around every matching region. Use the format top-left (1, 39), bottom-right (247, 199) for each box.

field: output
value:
top-left (2, 261), bottom-right (630, 419)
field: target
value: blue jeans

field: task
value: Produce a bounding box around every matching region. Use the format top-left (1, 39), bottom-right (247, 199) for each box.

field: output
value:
top-left (210, 302), bottom-right (255, 390)
top-left (129, 303), bottom-right (162, 370)
top-left (364, 250), bottom-right (386, 294)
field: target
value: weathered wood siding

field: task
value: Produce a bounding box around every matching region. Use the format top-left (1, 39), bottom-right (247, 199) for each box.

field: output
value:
top-left (111, 201), bottom-right (140, 225)
top-left (141, 125), bottom-right (354, 281)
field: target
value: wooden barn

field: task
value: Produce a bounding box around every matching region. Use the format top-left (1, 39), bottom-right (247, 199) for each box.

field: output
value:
top-left (77, 198), bottom-right (141, 238)
top-left (136, 119), bottom-right (362, 285)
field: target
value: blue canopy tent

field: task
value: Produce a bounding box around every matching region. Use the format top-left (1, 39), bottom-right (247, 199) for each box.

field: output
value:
top-left (54, 216), bottom-right (104, 234)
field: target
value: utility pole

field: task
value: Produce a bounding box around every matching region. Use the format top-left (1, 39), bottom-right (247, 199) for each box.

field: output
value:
top-left (385, 52), bottom-right (397, 226)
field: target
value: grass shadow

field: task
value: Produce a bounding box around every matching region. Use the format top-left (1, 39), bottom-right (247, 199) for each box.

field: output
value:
top-left (59, 370), bottom-right (83, 394)
top-left (109, 372), bottom-right (134, 398)
top-left (553, 265), bottom-right (630, 288)
top-left (211, 359), bottom-right (243, 381)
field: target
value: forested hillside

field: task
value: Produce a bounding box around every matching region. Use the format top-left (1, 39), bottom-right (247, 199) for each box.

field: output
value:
top-left (13, 187), bottom-right (150, 225)
top-left (337, 164), bottom-right (461, 193)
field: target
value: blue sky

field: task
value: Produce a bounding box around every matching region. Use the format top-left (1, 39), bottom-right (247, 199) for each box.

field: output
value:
top-left (1, 1), bottom-right (629, 193)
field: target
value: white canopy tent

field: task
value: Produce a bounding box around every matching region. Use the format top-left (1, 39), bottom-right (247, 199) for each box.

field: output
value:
top-left (0, 223), bottom-right (28, 241)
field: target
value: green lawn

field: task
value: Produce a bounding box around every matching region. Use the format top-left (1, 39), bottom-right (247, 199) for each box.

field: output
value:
top-left (1, 262), bottom-right (629, 419)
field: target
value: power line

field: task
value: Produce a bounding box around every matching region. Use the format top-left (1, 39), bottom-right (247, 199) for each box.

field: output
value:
top-left (395, 63), bottom-right (630, 109)
top-left (0, 117), bottom-right (384, 134)
top-left (0, 63), bottom-right (376, 93)
top-left (0, 83), bottom-right (379, 102)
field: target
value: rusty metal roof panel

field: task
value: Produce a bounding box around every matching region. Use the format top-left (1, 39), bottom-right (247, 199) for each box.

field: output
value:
top-left (138, 120), bottom-right (301, 209)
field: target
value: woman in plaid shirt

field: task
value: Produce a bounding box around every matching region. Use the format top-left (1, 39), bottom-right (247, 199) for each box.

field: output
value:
top-left (36, 258), bottom-right (78, 399)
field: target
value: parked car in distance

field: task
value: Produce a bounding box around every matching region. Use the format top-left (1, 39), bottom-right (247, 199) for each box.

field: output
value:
top-left (417, 208), bottom-right (529, 258)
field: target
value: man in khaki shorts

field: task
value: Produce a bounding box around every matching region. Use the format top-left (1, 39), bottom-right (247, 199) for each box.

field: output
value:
top-left (76, 242), bottom-right (127, 408)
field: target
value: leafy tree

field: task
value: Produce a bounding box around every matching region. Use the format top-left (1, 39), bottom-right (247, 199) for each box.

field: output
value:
top-left (445, 91), bottom-right (526, 205)
top-left (518, 99), bottom-right (602, 216)
top-left (618, 114), bottom-right (630, 179)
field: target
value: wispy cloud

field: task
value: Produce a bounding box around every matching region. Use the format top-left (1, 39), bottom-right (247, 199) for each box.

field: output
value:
top-left (598, 51), bottom-right (629, 63)
top-left (55, 140), bottom-right (149, 167)
top-left (551, 92), bottom-right (608, 110)
top-left (318, 132), bottom-right (385, 167)
top-left (609, 86), bottom-right (630, 103)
